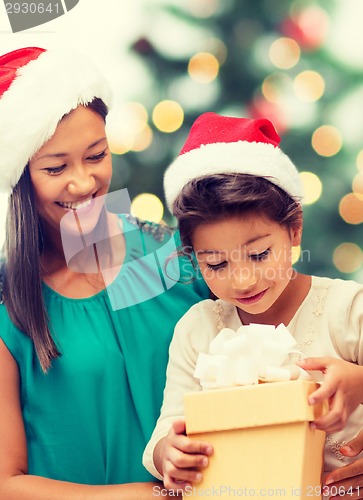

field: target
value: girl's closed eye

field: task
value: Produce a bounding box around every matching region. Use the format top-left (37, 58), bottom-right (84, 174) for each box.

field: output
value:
top-left (206, 261), bottom-right (228, 270)
top-left (250, 249), bottom-right (271, 261)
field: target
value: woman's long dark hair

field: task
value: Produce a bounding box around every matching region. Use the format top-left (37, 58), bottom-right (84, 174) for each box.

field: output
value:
top-left (172, 173), bottom-right (303, 255)
top-left (2, 98), bottom-right (108, 373)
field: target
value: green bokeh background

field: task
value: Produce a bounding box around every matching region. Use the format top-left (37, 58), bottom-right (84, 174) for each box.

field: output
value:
top-left (110, 0), bottom-right (363, 282)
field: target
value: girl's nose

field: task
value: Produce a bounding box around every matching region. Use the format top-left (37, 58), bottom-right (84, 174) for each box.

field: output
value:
top-left (231, 264), bottom-right (258, 291)
top-left (67, 167), bottom-right (96, 197)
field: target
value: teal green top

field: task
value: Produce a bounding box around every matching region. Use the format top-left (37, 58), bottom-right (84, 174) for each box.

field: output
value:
top-left (0, 215), bottom-right (209, 485)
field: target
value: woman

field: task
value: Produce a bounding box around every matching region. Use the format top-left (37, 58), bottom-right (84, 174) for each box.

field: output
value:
top-left (0, 47), bottom-right (208, 499)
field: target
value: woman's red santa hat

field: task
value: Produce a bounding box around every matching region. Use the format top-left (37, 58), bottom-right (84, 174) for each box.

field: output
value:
top-left (164, 112), bottom-right (303, 211)
top-left (0, 47), bottom-right (112, 194)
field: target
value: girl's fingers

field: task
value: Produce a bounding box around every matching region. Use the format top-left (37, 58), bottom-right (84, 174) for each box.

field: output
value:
top-left (297, 357), bottom-right (330, 371)
top-left (164, 457), bottom-right (204, 485)
top-left (167, 444), bottom-right (209, 470)
top-left (172, 434), bottom-right (213, 456)
top-left (308, 382), bottom-right (336, 405)
top-left (311, 392), bottom-right (346, 433)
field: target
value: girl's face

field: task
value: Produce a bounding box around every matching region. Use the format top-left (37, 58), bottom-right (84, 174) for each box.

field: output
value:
top-left (192, 214), bottom-right (302, 318)
top-left (29, 105), bottom-right (112, 239)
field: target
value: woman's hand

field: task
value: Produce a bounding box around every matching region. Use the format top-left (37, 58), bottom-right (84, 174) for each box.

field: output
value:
top-left (158, 419), bottom-right (213, 492)
top-left (323, 430), bottom-right (363, 499)
top-left (297, 357), bottom-right (363, 433)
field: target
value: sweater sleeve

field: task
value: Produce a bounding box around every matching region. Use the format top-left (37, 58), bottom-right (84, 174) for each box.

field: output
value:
top-left (142, 299), bottom-right (217, 480)
top-left (327, 279), bottom-right (363, 364)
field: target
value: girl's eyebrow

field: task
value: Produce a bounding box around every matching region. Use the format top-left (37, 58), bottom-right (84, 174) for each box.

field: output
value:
top-left (34, 137), bottom-right (108, 161)
top-left (196, 234), bottom-right (271, 255)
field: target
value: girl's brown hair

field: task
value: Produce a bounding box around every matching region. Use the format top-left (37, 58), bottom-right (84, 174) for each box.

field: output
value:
top-left (172, 173), bottom-right (302, 254)
top-left (1, 98), bottom-right (108, 373)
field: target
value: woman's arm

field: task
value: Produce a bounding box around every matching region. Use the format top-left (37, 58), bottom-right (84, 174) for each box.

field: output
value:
top-left (0, 340), bottom-right (178, 500)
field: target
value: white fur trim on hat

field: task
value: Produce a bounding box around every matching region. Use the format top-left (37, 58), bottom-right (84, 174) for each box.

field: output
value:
top-left (0, 49), bottom-right (112, 194)
top-left (164, 140), bottom-right (303, 211)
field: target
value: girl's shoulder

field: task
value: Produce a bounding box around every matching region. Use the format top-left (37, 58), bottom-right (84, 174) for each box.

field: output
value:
top-left (312, 275), bottom-right (363, 297)
top-left (309, 275), bottom-right (363, 314)
top-left (176, 298), bottom-right (236, 329)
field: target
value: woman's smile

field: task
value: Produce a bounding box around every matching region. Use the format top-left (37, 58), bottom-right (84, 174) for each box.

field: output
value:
top-left (55, 193), bottom-right (95, 211)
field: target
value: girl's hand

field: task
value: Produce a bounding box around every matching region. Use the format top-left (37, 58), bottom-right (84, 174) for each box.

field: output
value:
top-left (160, 419), bottom-right (213, 492)
top-left (297, 357), bottom-right (363, 433)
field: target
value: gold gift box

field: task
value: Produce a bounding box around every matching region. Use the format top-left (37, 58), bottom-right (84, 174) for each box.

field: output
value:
top-left (184, 380), bottom-right (326, 499)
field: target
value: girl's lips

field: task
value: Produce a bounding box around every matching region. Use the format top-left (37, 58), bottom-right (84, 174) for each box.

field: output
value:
top-left (236, 289), bottom-right (267, 305)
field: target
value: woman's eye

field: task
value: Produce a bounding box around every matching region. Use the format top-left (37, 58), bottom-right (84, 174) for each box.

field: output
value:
top-left (250, 249), bottom-right (270, 261)
top-left (43, 165), bottom-right (66, 175)
top-left (206, 261), bottom-right (227, 270)
top-left (88, 150), bottom-right (107, 161)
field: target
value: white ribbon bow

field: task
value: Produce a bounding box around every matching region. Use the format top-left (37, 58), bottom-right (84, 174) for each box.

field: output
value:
top-left (194, 323), bottom-right (308, 389)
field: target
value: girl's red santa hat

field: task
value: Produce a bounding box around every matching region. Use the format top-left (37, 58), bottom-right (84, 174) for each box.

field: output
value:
top-left (0, 47), bottom-right (112, 194)
top-left (164, 112), bottom-right (303, 211)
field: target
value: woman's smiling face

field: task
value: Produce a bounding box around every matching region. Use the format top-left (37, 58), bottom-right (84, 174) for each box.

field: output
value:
top-left (192, 213), bottom-right (302, 316)
top-left (29, 105), bottom-right (112, 239)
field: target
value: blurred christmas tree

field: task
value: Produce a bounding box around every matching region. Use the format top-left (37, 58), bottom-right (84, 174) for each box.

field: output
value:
top-left (108, 0), bottom-right (363, 281)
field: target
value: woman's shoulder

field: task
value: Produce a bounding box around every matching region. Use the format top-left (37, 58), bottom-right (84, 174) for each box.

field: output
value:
top-left (0, 264), bottom-right (4, 305)
top-left (122, 214), bottom-right (174, 246)
top-left (0, 268), bottom-right (32, 357)
top-left (0, 301), bottom-right (30, 363)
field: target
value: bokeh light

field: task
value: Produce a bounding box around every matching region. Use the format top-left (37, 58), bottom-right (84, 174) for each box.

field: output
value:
top-left (333, 243), bottom-right (363, 274)
top-left (188, 52), bottom-right (220, 84)
top-left (262, 73), bottom-right (292, 104)
top-left (169, 75), bottom-right (220, 111)
top-left (283, 5), bottom-right (330, 51)
top-left (269, 37), bottom-right (301, 69)
top-left (203, 38), bottom-right (228, 65)
top-left (106, 102), bottom-right (149, 155)
top-left (339, 193), bottom-right (363, 224)
top-left (130, 124), bottom-right (153, 152)
top-left (299, 172), bottom-right (323, 205)
top-left (152, 100), bottom-right (184, 133)
top-left (329, 86), bottom-right (363, 147)
top-left (291, 245), bottom-right (301, 265)
top-left (187, 0), bottom-right (219, 18)
top-left (293, 71), bottom-right (325, 102)
top-left (130, 193), bottom-right (164, 223)
top-left (356, 150), bottom-right (363, 172)
top-left (353, 173), bottom-right (363, 195)
top-left (327, 0), bottom-right (363, 70)
top-left (311, 125), bottom-right (343, 157)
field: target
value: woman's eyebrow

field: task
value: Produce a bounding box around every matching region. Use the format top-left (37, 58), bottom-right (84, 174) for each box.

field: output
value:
top-left (34, 138), bottom-right (108, 161)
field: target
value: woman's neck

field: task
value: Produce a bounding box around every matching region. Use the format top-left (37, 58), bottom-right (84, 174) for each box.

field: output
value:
top-left (41, 212), bottom-right (126, 298)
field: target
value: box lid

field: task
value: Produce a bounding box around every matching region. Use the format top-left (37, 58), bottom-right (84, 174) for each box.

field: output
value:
top-left (184, 380), bottom-right (326, 433)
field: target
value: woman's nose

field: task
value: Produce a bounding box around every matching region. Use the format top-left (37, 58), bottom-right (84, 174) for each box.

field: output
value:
top-left (67, 167), bottom-right (96, 196)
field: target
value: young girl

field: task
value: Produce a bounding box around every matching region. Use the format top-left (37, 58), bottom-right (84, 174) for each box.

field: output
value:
top-left (142, 112), bottom-right (363, 493)
top-left (0, 47), bottom-right (208, 499)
